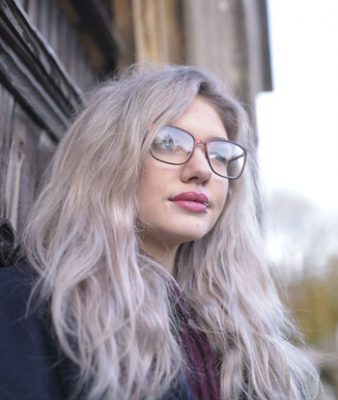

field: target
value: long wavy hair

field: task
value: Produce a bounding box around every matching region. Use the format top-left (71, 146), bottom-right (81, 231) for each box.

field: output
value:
top-left (23, 65), bottom-right (318, 399)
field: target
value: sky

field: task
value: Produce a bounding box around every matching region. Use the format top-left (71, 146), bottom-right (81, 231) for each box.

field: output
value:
top-left (256, 0), bottom-right (338, 275)
top-left (256, 0), bottom-right (338, 212)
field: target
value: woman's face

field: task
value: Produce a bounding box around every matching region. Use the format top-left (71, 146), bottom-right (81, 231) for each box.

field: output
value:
top-left (137, 96), bottom-right (229, 251)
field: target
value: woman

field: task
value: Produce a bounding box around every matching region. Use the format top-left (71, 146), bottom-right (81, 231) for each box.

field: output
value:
top-left (0, 65), bottom-right (318, 399)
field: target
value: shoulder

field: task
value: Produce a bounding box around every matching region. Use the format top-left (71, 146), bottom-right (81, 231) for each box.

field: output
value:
top-left (0, 262), bottom-right (41, 334)
top-left (0, 262), bottom-right (35, 310)
top-left (0, 263), bottom-right (66, 399)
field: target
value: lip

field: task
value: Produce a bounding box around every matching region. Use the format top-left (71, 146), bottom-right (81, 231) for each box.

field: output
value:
top-left (169, 191), bottom-right (209, 213)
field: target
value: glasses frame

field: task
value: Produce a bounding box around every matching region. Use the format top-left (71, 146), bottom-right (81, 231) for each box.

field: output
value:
top-left (150, 125), bottom-right (247, 180)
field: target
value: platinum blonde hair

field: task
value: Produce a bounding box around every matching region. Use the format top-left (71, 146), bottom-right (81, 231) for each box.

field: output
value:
top-left (23, 65), bottom-right (318, 399)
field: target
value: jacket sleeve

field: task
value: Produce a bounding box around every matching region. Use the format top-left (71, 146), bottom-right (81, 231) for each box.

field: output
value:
top-left (0, 265), bottom-right (197, 400)
top-left (0, 265), bottom-right (65, 400)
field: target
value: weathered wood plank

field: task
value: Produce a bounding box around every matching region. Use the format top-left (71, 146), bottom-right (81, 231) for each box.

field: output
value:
top-left (57, 0), bottom-right (97, 91)
top-left (25, 0), bottom-right (39, 26)
top-left (36, 130), bottom-right (55, 184)
top-left (132, 0), bottom-right (184, 64)
top-left (4, 102), bottom-right (39, 233)
top-left (68, 0), bottom-right (119, 74)
top-left (13, 104), bottom-right (43, 235)
top-left (37, 0), bottom-right (51, 40)
top-left (0, 84), bottom-right (56, 233)
top-left (48, 0), bottom-right (59, 52)
top-left (112, 0), bottom-right (136, 68)
top-left (0, 84), bottom-right (15, 219)
top-left (0, 0), bottom-right (83, 140)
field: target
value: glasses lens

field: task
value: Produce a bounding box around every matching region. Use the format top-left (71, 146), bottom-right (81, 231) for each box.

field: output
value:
top-left (207, 141), bottom-right (246, 178)
top-left (150, 126), bottom-right (194, 164)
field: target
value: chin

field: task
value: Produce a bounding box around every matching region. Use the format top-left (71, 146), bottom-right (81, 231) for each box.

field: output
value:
top-left (168, 228), bottom-right (210, 246)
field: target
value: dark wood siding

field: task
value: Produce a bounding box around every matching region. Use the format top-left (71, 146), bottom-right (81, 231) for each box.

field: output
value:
top-left (0, 0), bottom-right (119, 237)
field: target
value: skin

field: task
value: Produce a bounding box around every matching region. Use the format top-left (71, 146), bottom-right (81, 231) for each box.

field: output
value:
top-left (137, 96), bottom-right (229, 274)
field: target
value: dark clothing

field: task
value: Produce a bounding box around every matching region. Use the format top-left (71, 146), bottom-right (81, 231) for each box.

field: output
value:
top-left (172, 286), bottom-right (221, 400)
top-left (0, 265), bottom-right (66, 399)
top-left (0, 264), bottom-right (220, 400)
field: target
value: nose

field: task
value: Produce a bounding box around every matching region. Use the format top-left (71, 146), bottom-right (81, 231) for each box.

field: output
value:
top-left (180, 144), bottom-right (212, 184)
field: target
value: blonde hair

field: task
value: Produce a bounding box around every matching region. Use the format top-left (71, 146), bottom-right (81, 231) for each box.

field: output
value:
top-left (23, 65), bottom-right (318, 399)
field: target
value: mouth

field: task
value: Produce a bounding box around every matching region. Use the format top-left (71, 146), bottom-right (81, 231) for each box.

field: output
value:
top-left (169, 191), bottom-right (209, 212)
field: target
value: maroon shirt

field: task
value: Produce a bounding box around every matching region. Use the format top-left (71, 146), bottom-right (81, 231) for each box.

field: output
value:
top-left (172, 285), bottom-right (221, 400)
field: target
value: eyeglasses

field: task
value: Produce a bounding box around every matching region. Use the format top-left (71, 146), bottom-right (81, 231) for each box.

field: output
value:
top-left (150, 125), bottom-right (247, 179)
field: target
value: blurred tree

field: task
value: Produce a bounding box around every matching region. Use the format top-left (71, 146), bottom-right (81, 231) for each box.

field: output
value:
top-left (265, 190), bottom-right (338, 398)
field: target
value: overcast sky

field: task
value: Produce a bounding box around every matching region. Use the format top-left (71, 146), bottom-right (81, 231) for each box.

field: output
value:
top-left (256, 0), bottom-right (338, 274)
top-left (256, 0), bottom-right (338, 212)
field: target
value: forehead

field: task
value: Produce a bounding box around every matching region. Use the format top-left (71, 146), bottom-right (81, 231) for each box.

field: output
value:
top-left (170, 96), bottom-right (228, 140)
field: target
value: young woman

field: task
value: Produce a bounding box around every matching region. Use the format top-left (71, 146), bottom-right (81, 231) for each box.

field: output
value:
top-left (0, 65), bottom-right (318, 399)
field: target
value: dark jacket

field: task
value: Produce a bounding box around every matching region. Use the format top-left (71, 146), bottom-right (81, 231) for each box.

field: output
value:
top-left (0, 264), bottom-right (196, 400)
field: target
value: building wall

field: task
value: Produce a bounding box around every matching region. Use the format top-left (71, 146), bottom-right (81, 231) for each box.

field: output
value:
top-left (0, 0), bottom-right (115, 238)
top-left (183, 0), bottom-right (272, 117)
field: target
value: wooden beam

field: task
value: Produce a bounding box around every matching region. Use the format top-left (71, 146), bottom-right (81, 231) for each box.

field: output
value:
top-left (0, 0), bottom-right (83, 141)
top-left (132, 0), bottom-right (185, 64)
top-left (68, 0), bottom-right (121, 74)
top-left (112, 0), bottom-right (136, 68)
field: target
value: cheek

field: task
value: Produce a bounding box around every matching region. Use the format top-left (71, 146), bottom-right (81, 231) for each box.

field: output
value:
top-left (214, 181), bottom-right (229, 212)
top-left (137, 163), bottom-right (163, 220)
top-left (209, 183), bottom-right (229, 229)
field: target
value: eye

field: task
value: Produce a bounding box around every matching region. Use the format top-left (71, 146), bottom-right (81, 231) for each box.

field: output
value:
top-left (163, 135), bottom-right (175, 150)
top-left (152, 131), bottom-right (176, 152)
top-left (150, 126), bottom-right (195, 166)
top-left (209, 152), bottom-right (228, 165)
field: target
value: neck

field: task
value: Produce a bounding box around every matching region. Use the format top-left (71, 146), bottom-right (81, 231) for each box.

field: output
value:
top-left (140, 238), bottom-right (178, 275)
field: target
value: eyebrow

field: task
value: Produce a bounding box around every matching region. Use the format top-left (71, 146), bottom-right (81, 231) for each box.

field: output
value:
top-left (168, 125), bottom-right (229, 141)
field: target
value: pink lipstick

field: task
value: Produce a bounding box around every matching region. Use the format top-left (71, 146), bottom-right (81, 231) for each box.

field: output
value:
top-left (169, 191), bottom-right (209, 212)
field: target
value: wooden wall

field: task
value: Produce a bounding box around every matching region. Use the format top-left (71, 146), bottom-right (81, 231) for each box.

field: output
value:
top-left (0, 84), bottom-right (54, 236)
top-left (132, 0), bottom-right (184, 65)
top-left (183, 0), bottom-right (272, 115)
top-left (20, 0), bottom-right (97, 92)
top-left (0, 0), bottom-right (119, 240)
